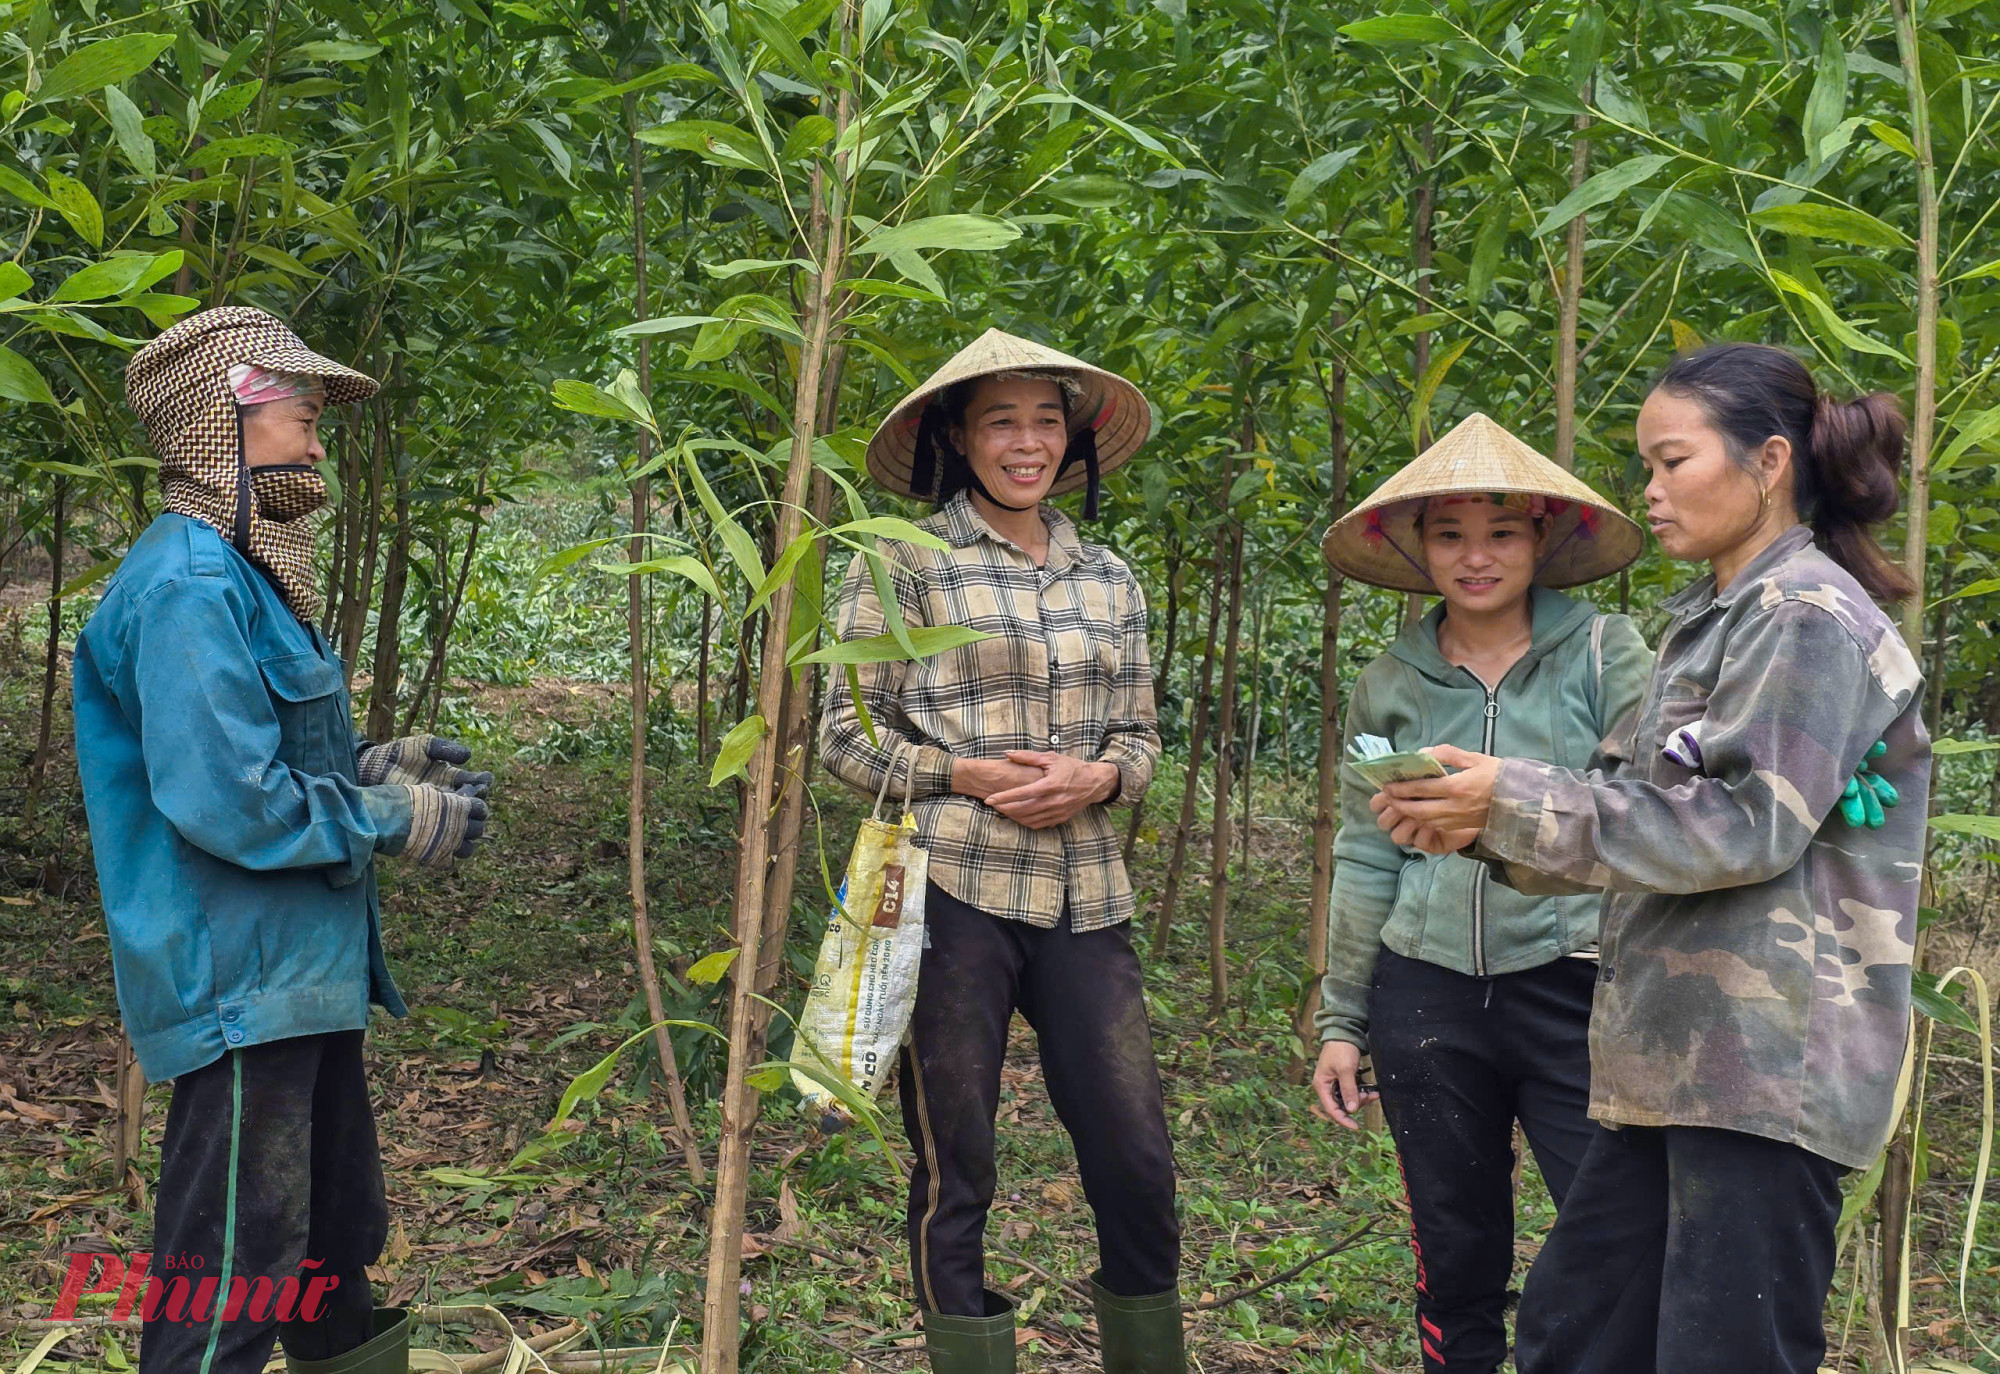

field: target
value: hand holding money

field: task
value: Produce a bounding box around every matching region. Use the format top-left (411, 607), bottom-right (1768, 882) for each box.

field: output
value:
top-left (1346, 733), bottom-right (1450, 789)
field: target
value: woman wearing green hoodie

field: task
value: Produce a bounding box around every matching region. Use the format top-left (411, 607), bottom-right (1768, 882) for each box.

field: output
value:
top-left (1309, 415), bottom-right (1650, 1374)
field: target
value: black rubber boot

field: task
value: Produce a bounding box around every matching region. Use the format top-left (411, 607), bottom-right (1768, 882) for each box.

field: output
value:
top-left (284, 1307), bottom-right (409, 1374)
top-left (1092, 1276), bottom-right (1186, 1373)
top-left (921, 1290), bottom-right (1016, 1373)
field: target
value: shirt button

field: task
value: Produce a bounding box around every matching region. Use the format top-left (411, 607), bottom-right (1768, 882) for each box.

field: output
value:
top-left (220, 1006), bottom-right (240, 1022)
top-left (1600, 965), bottom-right (1616, 984)
top-left (1050, 732), bottom-right (1062, 746)
top-left (225, 1028), bottom-right (245, 1044)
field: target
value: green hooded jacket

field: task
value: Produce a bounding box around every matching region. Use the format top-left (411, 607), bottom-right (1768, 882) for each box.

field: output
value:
top-left (1315, 585), bottom-right (1654, 1049)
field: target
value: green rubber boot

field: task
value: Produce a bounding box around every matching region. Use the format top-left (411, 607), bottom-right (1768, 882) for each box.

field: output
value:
top-left (921, 1291), bottom-right (1016, 1373)
top-left (284, 1307), bottom-right (409, 1374)
top-left (1092, 1276), bottom-right (1186, 1374)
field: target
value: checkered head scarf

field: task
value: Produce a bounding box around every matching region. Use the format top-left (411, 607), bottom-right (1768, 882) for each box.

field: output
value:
top-left (125, 307), bottom-right (378, 622)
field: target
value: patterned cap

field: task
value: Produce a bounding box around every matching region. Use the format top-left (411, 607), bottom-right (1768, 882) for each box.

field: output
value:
top-left (125, 307), bottom-right (378, 622)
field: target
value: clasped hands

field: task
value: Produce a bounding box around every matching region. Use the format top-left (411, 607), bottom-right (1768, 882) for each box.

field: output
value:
top-left (1368, 743), bottom-right (1502, 855)
top-left (955, 751), bottom-right (1119, 829)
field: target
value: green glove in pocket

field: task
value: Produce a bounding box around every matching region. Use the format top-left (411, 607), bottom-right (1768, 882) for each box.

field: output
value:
top-left (1838, 740), bottom-right (1899, 829)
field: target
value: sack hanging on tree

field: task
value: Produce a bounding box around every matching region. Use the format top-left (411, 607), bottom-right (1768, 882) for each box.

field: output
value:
top-left (789, 749), bottom-right (928, 1133)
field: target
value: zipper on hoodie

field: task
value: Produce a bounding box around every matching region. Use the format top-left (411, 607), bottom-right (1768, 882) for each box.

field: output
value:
top-left (1472, 676), bottom-right (1500, 977)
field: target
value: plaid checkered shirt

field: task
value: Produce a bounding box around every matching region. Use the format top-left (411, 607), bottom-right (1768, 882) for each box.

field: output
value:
top-left (819, 492), bottom-right (1160, 931)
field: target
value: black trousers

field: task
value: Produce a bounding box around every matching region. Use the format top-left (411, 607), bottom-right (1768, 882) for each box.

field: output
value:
top-left (141, 1030), bottom-right (386, 1374)
top-left (1367, 947), bottom-right (1599, 1374)
top-left (897, 882), bottom-right (1180, 1315)
top-left (1515, 1124), bottom-right (1846, 1374)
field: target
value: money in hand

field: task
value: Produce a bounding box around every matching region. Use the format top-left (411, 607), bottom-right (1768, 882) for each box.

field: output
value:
top-left (1347, 734), bottom-right (1449, 789)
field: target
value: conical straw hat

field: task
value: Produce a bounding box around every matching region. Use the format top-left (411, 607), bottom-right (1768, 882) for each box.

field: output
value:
top-left (1321, 412), bottom-right (1643, 593)
top-left (865, 327), bottom-right (1153, 498)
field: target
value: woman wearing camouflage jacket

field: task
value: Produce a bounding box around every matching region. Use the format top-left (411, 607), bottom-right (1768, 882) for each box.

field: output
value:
top-left (1372, 343), bottom-right (1929, 1374)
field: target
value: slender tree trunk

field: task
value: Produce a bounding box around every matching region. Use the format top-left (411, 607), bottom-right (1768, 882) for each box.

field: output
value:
top-left (112, 1031), bottom-right (144, 1201)
top-left (321, 429), bottom-right (348, 638)
top-left (618, 66), bottom-right (704, 1186)
top-left (1554, 108), bottom-right (1591, 471)
top-left (1207, 410), bottom-right (1252, 1019)
top-left (1294, 348), bottom-right (1349, 1075)
top-left (697, 594), bottom-right (713, 761)
top-left (1154, 572), bottom-right (1221, 958)
top-left (343, 397), bottom-right (387, 680)
top-left (24, 480), bottom-right (64, 819)
top-left (1240, 590), bottom-right (1265, 877)
top-left (754, 347), bottom-right (846, 1016)
top-left (1125, 554), bottom-right (1183, 865)
top-left (403, 490), bottom-right (485, 736)
top-left (702, 10), bottom-right (852, 1362)
top-left (1880, 4), bottom-right (1938, 1358)
top-left (1405, 123), bottom-right (1436, 627)
top-left (364, 459), bottom-right (411, 743)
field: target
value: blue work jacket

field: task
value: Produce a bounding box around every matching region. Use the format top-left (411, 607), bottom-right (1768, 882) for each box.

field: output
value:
top-left (72, 513), bottom-right (410, 1082)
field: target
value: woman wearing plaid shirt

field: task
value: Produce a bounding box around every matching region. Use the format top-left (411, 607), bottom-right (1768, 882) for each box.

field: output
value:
top-left (821, 330), bottom-right (1181, 1374)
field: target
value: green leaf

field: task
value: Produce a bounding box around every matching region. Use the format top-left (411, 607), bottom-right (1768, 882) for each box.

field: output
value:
top-left (285, 40), bottom-right (384, 63)
top-left (638, 120), bottom-right (767, 170)
top-left (1468, 199), bottom-right (1509, 302)
top-left (1930, 813), bottom-right (2000, 842)
top-left (201, 78), bottom-right (263, 124)
top-left (572, 62), bottom-right (720, 105)
top-left (1520, 75), bottom-right (1588, 116)
top-left (530, 535), bottom-right (624, 585)
top-left (1593, 68), bottom-right (1649, 131)
top-left (551, 378), bottom-right (653, 429)
top-left (1911, 970), bottom-right (1980, 1033)
top-left (1412, 338), bottom-right (1473, 451)
top-left (44, 172), bottom-right (103, 247)
top-left (1867, 119), bottom-right (1917, 159)
top-left (103, 86), bottom-right (155, 179)
top-left (710, 714), bottom-right (768, 785)
top-left (33, 33), bottom-right (175, 106)
top-left (1045, 173), bottom-right (1131, 209)
top-left (1533, 153), bottom-right (1675, 237)
top-left (780, 114), bottom-right (837, 161)
top-left (1802, 25), bottom-right (1848, 167)
top-left (0, 167), bottom-right (55, 210)
top-left (835, 277), bottom-right (946, 304)
top-left (744, 7), bottom-right (819, 84)
top-left (131, 292), bottom-right (198, 328)
top-left (1934, 407), bottom-right (2000, 474)
top-left (1935, 578), bottom-right (2000, 606)
top-left (1340, 16), bottom-right (1458, 44)
top-left (1767, 270), bottom-right (1912, 364)
top-left (1933, 739), bottom-right (2000, 756)
top-left (1748, 202), bottom-right (1908, 250)
top-left (595, 554), bottom-right (726, 606)
top-left (57, 557), bottom-right (120, 599)
top-left (684, 449), bottom-right (767, 589)
top-left (0, 262), bottom-right (31, 302)
top-left (794, 625), bottom-right (990, 666)
top-left (607, 368), bottom-right (657, 435)
top-left (1568, 4), bottom-right (1606, 91)
top-left (686, 947), bottom-right (741, 985)
top-left (50, 254), bottom-right (166, 303)
top-left (705, 257), bottom-right (815, 279)
top-left (829, 516), bottom-right (949, 548)
top-left (0, 346), bottom-right (59, 406)
top-left (858, 214), bottom-right (1022, 257)
top-left (1285, 148), bottom-right (1360, 214)
top-left (186, 135), bottom-right (295, 170)
top-left (886, 250), bottom-right (948, 301)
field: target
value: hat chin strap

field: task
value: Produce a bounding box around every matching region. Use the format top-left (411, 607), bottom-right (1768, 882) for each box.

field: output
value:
top-left (965, 467), bottom-right (1041, 513)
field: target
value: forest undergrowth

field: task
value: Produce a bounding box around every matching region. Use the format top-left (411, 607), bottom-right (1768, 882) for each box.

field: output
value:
top-left (1, 502), bottom-right (1995, 1373)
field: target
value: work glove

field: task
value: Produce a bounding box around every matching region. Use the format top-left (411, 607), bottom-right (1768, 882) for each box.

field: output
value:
top-left (357, 733), bottom-right (492, 799)
top-left (393, 784), bottom-right (489, 866)
top-left (1838, 740), bottom-right (1899, 830)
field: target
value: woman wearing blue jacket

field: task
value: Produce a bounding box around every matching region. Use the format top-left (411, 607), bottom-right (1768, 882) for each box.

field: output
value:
top-left (75, 308), bottom-right (490, 1374)
top-left (1309, 415), bottom-right (1650, 1374)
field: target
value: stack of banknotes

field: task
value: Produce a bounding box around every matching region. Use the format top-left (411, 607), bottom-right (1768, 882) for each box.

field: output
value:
top-left (1346, 733), bottom-right (1449, 789)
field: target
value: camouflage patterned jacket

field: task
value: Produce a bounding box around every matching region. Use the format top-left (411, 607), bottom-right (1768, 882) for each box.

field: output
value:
top-left (1480, 525), bottom-right (1927, 1168)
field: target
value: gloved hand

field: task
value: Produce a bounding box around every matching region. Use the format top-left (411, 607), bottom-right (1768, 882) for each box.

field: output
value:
top-left (1838, 740), bottom-right (1899, 829)
top-left (357, 733), bottom-right (492, 799)
top-left (398, 784), bottom-right (488, 865)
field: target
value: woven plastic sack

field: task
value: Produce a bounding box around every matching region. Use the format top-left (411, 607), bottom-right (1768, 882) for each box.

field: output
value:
top-left (789, 752), bottom-right (927, 1132)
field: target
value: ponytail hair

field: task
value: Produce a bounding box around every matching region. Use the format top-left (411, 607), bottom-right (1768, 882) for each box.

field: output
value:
top-left (1652, 343), bottom-right (1914, 602)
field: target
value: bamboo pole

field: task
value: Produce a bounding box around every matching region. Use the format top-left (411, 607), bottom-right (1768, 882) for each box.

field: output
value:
top-left (1554, 105), bottom-right (1590, 471)
top-left (700, 10), bottom-right (853, 1367)
top-left (24, 479), bottom-right (64, 819)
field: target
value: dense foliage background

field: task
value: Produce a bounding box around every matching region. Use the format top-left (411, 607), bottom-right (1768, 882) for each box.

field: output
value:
top-left (2, 1), bottom-right (1995, 1369)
